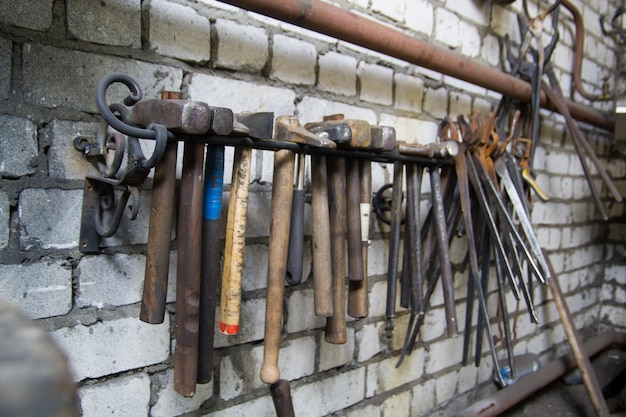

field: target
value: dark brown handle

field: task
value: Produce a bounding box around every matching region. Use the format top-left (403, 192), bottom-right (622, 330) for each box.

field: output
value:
top-left (174, 142), bottom-right (205, 397)
top-left (324, 156), bottom-right (347, 344)
top-left (140, 91), bottom-right (181, 324)
top-left (311, 155), bottom-right (333, 317)
top-left (348, 159), bottom-right (370, 318)
top-left (261, 149), bottom-right (295, 384)
top-left (197, 145), bottom-right (225, 384)
top-left (346, 158), bottom-right (364, 282)
top-left (270, 379), bottom-right (296, 417)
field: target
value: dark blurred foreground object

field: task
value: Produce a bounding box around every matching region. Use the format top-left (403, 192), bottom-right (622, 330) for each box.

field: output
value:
top-left (0, 298), bottom-right (77, 417)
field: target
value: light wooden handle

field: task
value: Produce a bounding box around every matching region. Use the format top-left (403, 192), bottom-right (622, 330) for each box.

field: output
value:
top-left (219, 146), bottom-right (253, 335)
top-left (260, 149), bottom-right (295, 384)
top-left (311, 154), bottom-right (333, 317)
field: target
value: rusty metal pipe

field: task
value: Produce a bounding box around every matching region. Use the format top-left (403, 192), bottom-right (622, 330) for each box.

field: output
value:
top-left (455, 332), bottom-right (626, 417)
top-left (217, 0), bottom-right (613, 132)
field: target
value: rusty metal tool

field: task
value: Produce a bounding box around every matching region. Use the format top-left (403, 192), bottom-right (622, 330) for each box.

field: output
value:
top-left (219, 113), bottom-right (275, 336)
top-left (385, 160), bottom-right (403, 333)
top-left (140, 91), bottom-right (181, 325)
top-left (270, 379), bottom-right (296, 417)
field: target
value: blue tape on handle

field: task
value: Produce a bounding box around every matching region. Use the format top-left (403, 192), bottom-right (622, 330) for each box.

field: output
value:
top-left (203, 145), bottom-right (224, 220)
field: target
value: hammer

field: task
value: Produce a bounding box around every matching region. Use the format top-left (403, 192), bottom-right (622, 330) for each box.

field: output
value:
top-left (261, 116), bottom-right (335, 384)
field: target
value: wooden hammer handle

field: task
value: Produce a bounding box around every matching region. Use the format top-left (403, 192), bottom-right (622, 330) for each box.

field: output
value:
top-left (270, 379), bottom-right (296, 417)
top-left (219, 146), bottom-right (253, 335)
top-left (174, 141), bottom-right (205, 397)
top-left (311, 154), bottom-right (333, 317)
top-left (325, 155), bottom-right (347, 345)
top-left (261, 149), bottom-right (295, 384)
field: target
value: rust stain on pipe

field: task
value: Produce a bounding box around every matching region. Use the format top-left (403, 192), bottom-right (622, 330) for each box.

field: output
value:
top-left (218, 0), bottom-right (613, 132)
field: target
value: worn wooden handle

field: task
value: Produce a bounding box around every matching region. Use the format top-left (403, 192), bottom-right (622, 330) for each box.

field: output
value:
top-left (324, 155), bottom-right (347, 344)
top-left (346, 157), bottom-right (364, 282)
top-left (260, 149), bottom-right (295, 384)
top-left (270, 379), bottom-right (296, 417)
top-left (174, 142), bottom-right (205, 397)
top-left (311, 154), bottom-right (333, 317)
top-left (219, 146), bottom-right (253, 335)
top-left (348, 159), bottom-right (371, 318)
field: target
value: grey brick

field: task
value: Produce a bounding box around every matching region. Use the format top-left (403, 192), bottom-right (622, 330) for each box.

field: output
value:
top-left (394, 73), bottom-right (423, 113)
top-left (358, 62), bottom-right (393, 105)
top-left (201, 395), bottom-right (275, 417)
top-left (146, 0), bottom-right (211, 63)
top-left (213, 298), bottom-right (266, 348)
top-left (319, 327), bottom-right (355, 371)
top-left (270, 34), bottom-right (316, 86)
top-left (318, 52), bottom-right (357, 97)
top-left (76, 253), bottom-right (146, 308)
top-left (67, 0), bottom-right (141, 48)
top-left (0, 261), bottom-right (72, 319)
top-left (22, 43), bottom-right (182, 112)
top-left (77, 374), bottom-right (150, 417)
top-left (292, 368), bottom-right (365, 417)
top-left (214, 19), bottom-right (268, 72)
top-left (48, 120), bottom-right (101, 180)
top-left (0, 0), bottom-right (53, 31)
top-left (0, 37), bottom-right (11, 100)
top-left (0, 115), bottom-right (37, 177)
top-left (51, 315), bottom-right (170, 381)
top-left (99, 189), bottom-right (154, 248)
top-left (18, 188), bottom-right (82, 250)
top-left (151, 369), bottom-right (214, 417)
top-left (0, 191), bottom-right (8, 249)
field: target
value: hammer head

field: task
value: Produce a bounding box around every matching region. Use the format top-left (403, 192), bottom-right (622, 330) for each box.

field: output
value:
top-left (305, 118), bottom-right (372, 149)
top-left (370, 125), bottom-right (396, 151)
top-left (132, 99), bottom-right (213, 135)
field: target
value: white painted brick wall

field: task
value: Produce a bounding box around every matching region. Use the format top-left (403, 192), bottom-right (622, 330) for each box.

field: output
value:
top-left (459, 20), bottom-right (481, 58)
top-left (366, 350), bottom-right (424, 396)
top-left (405, 0), bottom-right (434, 35)
top-left (0, 261), bottom-right (72, 318)
top-left (293, 368), bottom-right (366, 417)
top-left (435, 370), bottom-right (458, 404)
top-left (52, 315), bottom-right (170, 381)
top-left (410, 378), bottom-right (436, 415)
top-left (151, 369), bottom-right (214, 417)
top-left (394, 73), bottom-right (424, 113)
top-left (78, 374), bottom-right (151, 417)
top-left (317, 52), bottom-right (358, 97)
top-left (319, 327), bottom-right (356, 371)
top-left (382, 391), bottom-right (411, 417)
top-left (146, 0), bottom-right (211, 63)
top-left (296, 96), bottom-right (377, 125)
top-left (270, 34), bottom-right (317, 85)
top-left (214, 19), bottom-right (268, 72)
top-left (358, 62), bottom-right (393, 105)
top-left (202, 395), bottom-right (275, 417)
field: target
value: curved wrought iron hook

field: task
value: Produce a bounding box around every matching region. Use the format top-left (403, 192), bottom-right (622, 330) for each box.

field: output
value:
top-left (95, 73), bottom-right (157, 140)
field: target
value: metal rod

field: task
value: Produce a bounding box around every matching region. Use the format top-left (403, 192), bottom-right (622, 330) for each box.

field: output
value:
top-left (217, 0), bottom-right (613, 131)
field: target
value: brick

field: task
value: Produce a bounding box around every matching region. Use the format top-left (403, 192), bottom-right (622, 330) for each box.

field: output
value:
top-left (472, 97), bottom-right (492, 115)
top-left (0, 191), bottom-right (7, 248)
top-left (297, 96), bottom-right (377, 126)
top-left (410, 378), bottom-right (436, 415)
top-left (319, 328), bottom-right (355, 371)
top-left (358, 62), bottom-right (393, 105)
top-left (151, 369), bottom-right (213, 417)
top-left (435, 8), bottom-right (460, 49)
top-left (424, 337), bottom-right (462, 374)
top-left (346, 404), bottom-right (381, 417)
top-left (77, 253), bottom-right (148, 308)
top-left (405, 0), bottom-right (433, 35)
top-left (286, 288), bottom-right (326, 333)
top-left (0, 115), bottom-right (37, 177)
top-left (0, 261), bottom-right (71, 319)
top-left (481, 34), bottom-right (500, 67)
top-left (213, 298), bottom-right (266, 348)
top-left (491, 5), bottom-right (520, 44)
top-left (0, 0), bottom-right (53, 31)
top-left (318, 52), bottom-right (357, 97)
top-left (51, 315), bottom-right (170, 381)
top-left (357, 322), bottom-right (384, 362)
top-left (457, 364), bottom-right (478, 394)
top-left (367, 349), bottom-right (424, 396)
top-left (0, 37), bottom-right (10, 100)
top-left (369, 278), bottom-right (390, 319)
top-left (202, 395), bottom-right (275, 417)
top-left (47, 120), bottom-right (100, 180)
top-left (382, 391), bottom-right (411, 417)
top-left (459, 21), bottom-right (481, 58)
top-left (214, 19), bottom-right (267, 72)
top-left (18, 188), bottom-right (81, 250)
top-left (394, 73), bottom-right (423, 113)
top-left (550, 176), bottom-right (573, 200)
top-left (67, 0), bottom-right (140, 48)
top-left (279, 337), bottom-right (316, 381)
top-left (601, 305), bottom-right (626, 327)
top-left (423, 87), bottom-right (448, 120)
top-left (22, 43), bottom-right (182, 113)
top-left (449, 92), bottom-right (472, 120)
top-left (378, 114), bottom-right (438, 145)
top-left (78, 374), bottom-right (150, 417)
top-left (372, 0), bottom-right (405, 21)
top-left (421, 307), bottom-right (446, 342)
top-left (242, 243), bottom-right (267, 291)
top-left (270, 34), bottom-right (316, 85)
top-left (146, 0), bottom-right (211, 63)
top-left (293, 368), bottom-right (365, 417)
top-left (435, 370), bottom-right (458, 404)
top-left (187, 73), bottom-right (295, 116)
